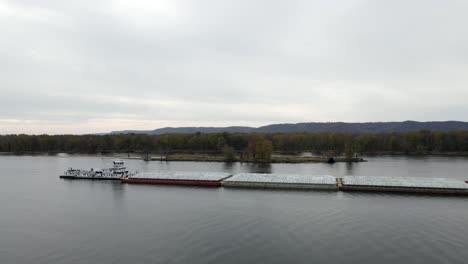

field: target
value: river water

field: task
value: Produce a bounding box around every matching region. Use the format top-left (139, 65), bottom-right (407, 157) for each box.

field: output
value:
top-left (0, 155), bottom-right (467, 264)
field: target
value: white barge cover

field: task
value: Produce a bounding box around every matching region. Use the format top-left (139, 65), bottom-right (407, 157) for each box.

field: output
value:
top-left (223, 173), bottom-right (337, 189)
top-left (343, 176), bottom-right (468, 190)
top-left (131, 171), bottom-right (232, 181)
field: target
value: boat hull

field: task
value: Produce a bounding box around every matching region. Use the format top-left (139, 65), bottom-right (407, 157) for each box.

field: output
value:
top-left (59, 175), bottom-right (121, 181)
top-left (120, 177), bottom-right (221, 187)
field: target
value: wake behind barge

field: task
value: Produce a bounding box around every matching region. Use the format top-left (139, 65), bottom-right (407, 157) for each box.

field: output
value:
top-left (59, 160), bottom-right (135, 181)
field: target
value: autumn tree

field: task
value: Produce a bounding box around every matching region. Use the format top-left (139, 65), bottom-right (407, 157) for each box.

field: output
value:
top-left (222, 145), bottom-right (236, 161)
top-left (255, 138), bottom-right (273, 162)
top-left (344, 143), bottom-right (354, 160)
top-left (245, 135), bottom-right (273, 162)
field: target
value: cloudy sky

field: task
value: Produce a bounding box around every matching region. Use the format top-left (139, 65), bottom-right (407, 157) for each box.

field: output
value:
top-left (1, 0), bottom-right (468, 134)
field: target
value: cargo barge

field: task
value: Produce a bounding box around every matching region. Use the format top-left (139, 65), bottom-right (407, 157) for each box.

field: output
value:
top-left (60, 163), bottom-right (468, 195)
top-left (59, 160), bottom-right (135, 181)
top-left (222, 173), bottom-right (337, 190)
top-left (340, 176), bottom-right (468, 195)
top-left (121, 172), bottom-right (232, 187)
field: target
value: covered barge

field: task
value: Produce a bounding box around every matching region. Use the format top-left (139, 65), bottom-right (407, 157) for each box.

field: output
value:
top-left (222, 173), bottom-right (337, 190)
top-left (341, 176), bottom-right (468, 195)
top-left (121, 171), bottom-right (232, 187)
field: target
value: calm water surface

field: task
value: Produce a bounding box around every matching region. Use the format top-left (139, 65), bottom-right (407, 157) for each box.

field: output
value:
top-left (0, 155), bottom-right (467, 264)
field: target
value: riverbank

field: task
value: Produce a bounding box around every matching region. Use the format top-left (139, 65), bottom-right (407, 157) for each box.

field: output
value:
top-left (3, 151), bottom-right (468, 161)
top-left (147, 154), bottom-right (365, 163)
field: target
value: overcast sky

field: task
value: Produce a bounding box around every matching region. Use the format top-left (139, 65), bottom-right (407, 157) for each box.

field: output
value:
top-left (1, 0), bottom-right (468, 134)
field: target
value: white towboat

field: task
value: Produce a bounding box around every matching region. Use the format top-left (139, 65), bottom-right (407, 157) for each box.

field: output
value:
top-left (59, 160), bottom-right (135, 180)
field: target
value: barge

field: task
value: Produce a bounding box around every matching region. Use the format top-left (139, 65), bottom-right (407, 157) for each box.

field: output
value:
top-left (121, 171), bottom-right (232, 187)
top-left (60, 162), bottom-right (468, 195)
top-left (222, 173), bottom-right (337, 190)
top-left (340, 176), bottom-right (468, 195)
top-left (59, 160), bottom-right (134, 180)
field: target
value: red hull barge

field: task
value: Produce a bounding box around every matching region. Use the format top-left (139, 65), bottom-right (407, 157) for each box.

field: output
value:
top-left (121, 177), bottom-right (221, 187)
top-left (120, 172), bottom-right (232, 187)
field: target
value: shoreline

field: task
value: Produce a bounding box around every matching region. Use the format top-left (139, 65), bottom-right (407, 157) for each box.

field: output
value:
top-left (2, 151), bottom-right (468, 162)
top-left (157, 155), bottom-right (365, 163)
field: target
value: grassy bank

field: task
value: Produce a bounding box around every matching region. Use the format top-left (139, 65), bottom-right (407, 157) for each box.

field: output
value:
top-left (150, 154), bottom-right (365, 163)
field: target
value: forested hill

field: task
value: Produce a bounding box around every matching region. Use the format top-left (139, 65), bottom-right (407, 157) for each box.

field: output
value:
top-left (112, 126), bottom-right (255, 135)
top-left (111, 121), bottom-right (468, 135)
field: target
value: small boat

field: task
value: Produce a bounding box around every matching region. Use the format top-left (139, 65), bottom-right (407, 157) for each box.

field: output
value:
top-left (465, 180), bottom-right (468, 184)
top-left (59, 160), bottom-right (135, 180)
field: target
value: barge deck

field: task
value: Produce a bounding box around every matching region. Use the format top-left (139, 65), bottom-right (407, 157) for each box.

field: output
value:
top-left (222, 173), bottom-right (337, 190)
top-left (341, 176), bottom-right (468, 195)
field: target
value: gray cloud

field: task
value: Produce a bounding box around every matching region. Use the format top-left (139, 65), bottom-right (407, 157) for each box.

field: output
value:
top-left (1, 0), bottom-right (468, 134)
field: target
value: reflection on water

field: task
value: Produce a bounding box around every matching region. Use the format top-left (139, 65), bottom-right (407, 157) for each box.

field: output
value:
top-left (242, 162), bottom-right (272, 174)
top-left (346, 162), bottom-right (354, 175)
top-left (222, 162), bottom-right (235, 171)
top-left (0, 155), bottom-right (468, 264)
top-left (110, 182), bottom-right (126, 208)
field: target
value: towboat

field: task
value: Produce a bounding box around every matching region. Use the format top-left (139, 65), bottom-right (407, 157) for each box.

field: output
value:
top-left (59, 160), bottom-right (135, 180)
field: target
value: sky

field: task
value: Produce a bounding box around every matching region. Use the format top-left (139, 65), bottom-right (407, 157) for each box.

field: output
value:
top-left (1, 0), bottom-right (468, 134)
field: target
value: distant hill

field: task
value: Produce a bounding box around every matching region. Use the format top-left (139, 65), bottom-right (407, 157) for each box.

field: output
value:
top-left (112, 126), bottom-right (255, 135)
top-left (110, 121), bottom-right (468, 135)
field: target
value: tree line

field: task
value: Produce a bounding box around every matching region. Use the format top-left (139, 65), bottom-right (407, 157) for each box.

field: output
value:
top-left (1, 130), bottom-right (468, 155)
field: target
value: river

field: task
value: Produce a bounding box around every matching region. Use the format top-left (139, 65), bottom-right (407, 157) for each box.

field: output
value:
top-left (0, 155), bottom-right (467, 264)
